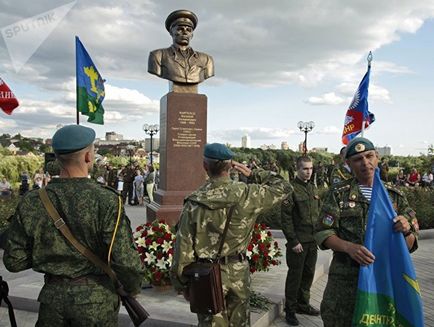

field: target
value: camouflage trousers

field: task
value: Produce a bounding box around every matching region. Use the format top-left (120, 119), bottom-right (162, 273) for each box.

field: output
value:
top-left (36, 277), bottom-right (120, 327)
top-left (198, 260), bottom-right (251, 327)
top-left (284, 242), bottom-right (317, 313)
top-left (320, 256), bottom-right (359, 327)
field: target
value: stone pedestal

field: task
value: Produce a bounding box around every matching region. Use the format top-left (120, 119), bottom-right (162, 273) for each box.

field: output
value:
top-left (146, 92), bottom-right (207, 225)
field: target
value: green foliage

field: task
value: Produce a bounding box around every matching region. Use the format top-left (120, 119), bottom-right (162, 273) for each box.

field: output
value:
top-left (249, 291), bottom-right (273, 312)
top-left (401, 188), bottom-right (434, 230)
top-left (0, 154), bottom-right (43, 183)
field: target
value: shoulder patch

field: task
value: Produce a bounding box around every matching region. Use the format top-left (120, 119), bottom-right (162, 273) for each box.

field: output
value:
top-left (322, 214), bottom-right (335, 227)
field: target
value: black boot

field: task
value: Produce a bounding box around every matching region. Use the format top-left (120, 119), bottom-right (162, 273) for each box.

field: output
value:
top-left (285, 312), bottom-right (299, 326)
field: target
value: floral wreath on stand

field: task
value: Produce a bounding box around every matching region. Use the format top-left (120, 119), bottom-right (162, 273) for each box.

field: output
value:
top-left (133, 219), bottom-right (175, 286)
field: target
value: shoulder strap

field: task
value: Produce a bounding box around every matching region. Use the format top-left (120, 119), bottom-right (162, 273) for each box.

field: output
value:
top-left (216, 205), bottom-right (235, 259)
top-left (38, 188), bottom-right (126, 294)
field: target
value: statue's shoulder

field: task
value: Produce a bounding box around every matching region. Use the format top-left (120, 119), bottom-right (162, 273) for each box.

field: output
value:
top-left (149, 47), bottom-right (171, 59)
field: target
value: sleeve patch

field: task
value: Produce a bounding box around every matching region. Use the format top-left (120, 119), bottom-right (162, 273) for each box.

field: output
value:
top-left (322, 214), bottom-right (335, 227)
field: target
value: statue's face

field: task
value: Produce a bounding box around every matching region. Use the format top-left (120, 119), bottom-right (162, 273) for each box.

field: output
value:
top-left (171, 23), bottom-right (193, 46)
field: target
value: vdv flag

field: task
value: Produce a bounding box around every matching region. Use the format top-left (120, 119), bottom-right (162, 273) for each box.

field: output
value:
top-left (0, 77), bottom-right (19, 115)
top-left (353, 169), bottom-right (424, 327)
top-left (76, 36), bottom-right (105, 124)
top-left (342, 64), bottom-right (375, 145)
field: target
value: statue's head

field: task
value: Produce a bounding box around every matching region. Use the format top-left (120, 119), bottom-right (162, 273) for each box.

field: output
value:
top-left (165, 10), bottom-right (198, 47)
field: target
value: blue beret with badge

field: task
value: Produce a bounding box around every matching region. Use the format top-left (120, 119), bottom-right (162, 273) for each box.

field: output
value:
top-left (52, 124), bottom-right (96, 154)
top-left (204, 143), bottom-right (234, 160)
top-left (345, 137), bottom-right (375, 158)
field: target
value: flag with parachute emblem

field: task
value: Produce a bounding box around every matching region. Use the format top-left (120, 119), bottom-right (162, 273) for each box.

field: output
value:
top-left (0, 77), bottom-right (19, 115)
top-left (76, 36), bottom-right (105, 124)
top-left (342, 59), bottom-right (375, 145)
top-left (352, 169), bottom-right (424, 327)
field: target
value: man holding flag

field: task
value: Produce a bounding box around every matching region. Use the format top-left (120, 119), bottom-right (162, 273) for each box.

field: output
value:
top-left (314, 137), bottom-right (419, 327)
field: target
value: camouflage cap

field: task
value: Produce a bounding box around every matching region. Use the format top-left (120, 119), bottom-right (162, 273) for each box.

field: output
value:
top-left (52, 124), bottom-right (96, 154)
top-left (345, 137), bottom-right (375, 158)
top-left (165, 9), bottom-right (198, 31)
top-left (204, 143), bottom-right (234, 160)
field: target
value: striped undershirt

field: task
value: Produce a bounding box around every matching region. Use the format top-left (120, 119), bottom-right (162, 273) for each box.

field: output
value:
top-left (358, 184), bottom-right (373, 202)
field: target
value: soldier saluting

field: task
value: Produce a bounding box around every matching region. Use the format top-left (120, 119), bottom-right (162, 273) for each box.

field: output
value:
top-left (171, 143), bottom-right (290, 326)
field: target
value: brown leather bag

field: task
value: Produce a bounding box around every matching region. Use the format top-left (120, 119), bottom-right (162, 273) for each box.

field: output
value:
top-left (182, 205), bottom-right (235, 315)
top-left (38, 189), bottom-right (149, 327)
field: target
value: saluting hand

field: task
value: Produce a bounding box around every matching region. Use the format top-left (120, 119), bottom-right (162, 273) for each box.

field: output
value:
top-left (231, 160), bottom-right (252, 177)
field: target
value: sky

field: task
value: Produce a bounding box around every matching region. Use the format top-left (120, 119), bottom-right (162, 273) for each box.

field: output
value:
top-left (0, 0), bottom-right (433, 155)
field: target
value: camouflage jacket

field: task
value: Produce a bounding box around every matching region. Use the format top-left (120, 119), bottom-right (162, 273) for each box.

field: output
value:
top-left (3, 178), bottom-right (144, 294)
top-left (281, 177), bottom-right (320, 247)
top-left (170, 169), bottom-right (290, 290)
top-left (315, 178), bottom-right (419, 252)
top-left (329, 163), bottom-right (353, 186)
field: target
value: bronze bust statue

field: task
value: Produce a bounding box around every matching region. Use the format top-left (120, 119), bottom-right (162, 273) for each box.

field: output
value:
top-left (148, 10), bottom-right (214, 91)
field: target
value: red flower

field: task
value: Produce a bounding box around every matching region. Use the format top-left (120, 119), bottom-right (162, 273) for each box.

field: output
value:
top-left (266, 243), bottom-right (271, 248)
top-left (247, 244), bottom-right (253, 252)
top-left (136, 225), bottom-right (143, 231)
top-left (271, 260), bottom-right (277, 265)
top-left (154, 271), bottom-right (162, 281)
top-left (164, 233), bottom-right (171, 241)
top-left (142, 230), bottom-right (148, 237)
top-left (250, 267), bottom-right (256, 273)
top-left (145, 238), bottom-right (152, 245)
top-left (255, 233), bottom-right (261, 240)
top-left (252, 254), bottom-right (260, 262)
top-left (258, 243), bottom-right (266, 251)
top-left (156, 252), bottom-right (163, 260)
top-left (261, 223), bottom-right (266, 229)
top-left (152, 226), bottom-right (160, 232)
top-left (167, 248), bottom-right (174, 256)
top-left (267, 231), bottom-right (272, 236)
top-left (156, 237), bottom-right (164, 244)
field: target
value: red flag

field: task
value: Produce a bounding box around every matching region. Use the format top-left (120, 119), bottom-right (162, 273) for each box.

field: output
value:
top-left (0, 78), bottom-right (19, 115)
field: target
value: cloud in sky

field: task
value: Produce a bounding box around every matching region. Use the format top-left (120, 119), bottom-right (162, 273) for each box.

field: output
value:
top-left (306, 92), bottom-right (345, 105)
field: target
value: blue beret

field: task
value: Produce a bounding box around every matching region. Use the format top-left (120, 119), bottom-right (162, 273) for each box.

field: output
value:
top-left (204, 143), bottom-right (234, 160)
top-left (345, 137), bottom-right (375, 158)
top-left (52, 125), bottom-right (96, 154)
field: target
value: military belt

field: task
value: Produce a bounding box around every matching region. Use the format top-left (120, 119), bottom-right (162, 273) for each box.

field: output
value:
top-left (333, 252), bottom-right (359, 268)
top-left (216, 253), bottom-right (247, 265)
top-left (44, 274), bottom-right (109, 285)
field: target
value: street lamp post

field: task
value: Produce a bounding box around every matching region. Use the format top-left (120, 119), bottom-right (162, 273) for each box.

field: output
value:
top-left (143, 124), bottom-right (159, 165)
top-left (297, 121), bottom-right (315, 155)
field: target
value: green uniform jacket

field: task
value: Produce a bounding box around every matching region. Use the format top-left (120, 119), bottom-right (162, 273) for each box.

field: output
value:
top-left (315, 178), bottom-right (418, 251)
top-left (170, 169), bottom-right (290, 291)
top-left (281, 177), bottom-right (321, 248)
top-left (329, 163), bottom-right (353, 186)
top-left (3, 178), bottom-right (144, 294)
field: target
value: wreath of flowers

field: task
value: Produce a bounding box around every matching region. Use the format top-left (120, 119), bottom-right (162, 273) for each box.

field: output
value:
top-left (133, 220), bottom-right (175, 286)
top-left (246, 223), bottom-right (282, 274)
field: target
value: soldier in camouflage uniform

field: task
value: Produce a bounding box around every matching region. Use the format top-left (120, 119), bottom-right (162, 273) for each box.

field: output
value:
top-left (314, 137), bottom-right (418, 327)
top-left (329, 147), bottom-right (353, 186)
top-left (3, 125), bottom-right (144, 327)
top-left (281, 156), bottom-right (320, 326)
top-left (171, 143), bottom-right (290, 327)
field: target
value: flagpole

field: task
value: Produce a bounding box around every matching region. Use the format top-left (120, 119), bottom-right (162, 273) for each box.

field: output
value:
top-left (75, 36), bottom-right (80, 125)
top-left (361, 51), bottom-right (372, 137)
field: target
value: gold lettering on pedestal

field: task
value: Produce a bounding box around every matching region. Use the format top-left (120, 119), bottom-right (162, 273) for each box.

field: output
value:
top-left (171, 111), bottom-right (202, 148)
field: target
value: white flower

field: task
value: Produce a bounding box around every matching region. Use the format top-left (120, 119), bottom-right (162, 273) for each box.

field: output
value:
top-left (162, 241), bottom-right (172, 253)
top-left (260, 231), bottom-right (268, 241)
top-left (252, 244), bottom-right (259, 254)
top-left (147, 228), bottom-right (154, 236)
top-left (156, 258), bottom-right (167, 270)
top-left (144, 252), bottom-right (156, 265)
top-left (149, 241), bottom-right (159, 251)
top-left (268, 247), bottom-right (276, 258)
top-left (133, 231), bottom-right (142, 239)
top-left (135, 237), bottom-right (146, 248)
top-left (167, 255), bottom-right (173, 266)
top-left (246, 249), bottom-right (252, 259)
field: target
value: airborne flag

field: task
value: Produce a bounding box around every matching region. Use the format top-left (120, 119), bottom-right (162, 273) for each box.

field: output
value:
top-left (76, 36), bottom-right (105, 124)
top-left (353, 169), bottom-right (424, 327)
top-left (342, 63), bottom-right (375, 145)
top-left (0, 77), bottom-right (19, 115)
